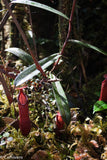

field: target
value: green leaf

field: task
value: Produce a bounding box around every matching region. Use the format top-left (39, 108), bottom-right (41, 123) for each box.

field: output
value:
top-left (14, 53), bottom-right (60, 86)
top-left (69, 39), bottom-right (107, 56)
top-left (3, 132), bottom-right (10, 138)
top-left (12, 0), bottom-right (69, 20)
top-left (50, 74), bottom-right (71, 125)
top-left (0, 140), bottom-right (6, 146)
top-left (5, 48), bottom-right (33, 65)
top-left (0, 9), bottom-right (7, 13)
top-left (93, 100), bottom-right (107, 113)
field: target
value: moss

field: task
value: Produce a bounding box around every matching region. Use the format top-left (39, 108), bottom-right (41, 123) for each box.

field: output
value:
top-left (0, 116), bottom-right (5, 127)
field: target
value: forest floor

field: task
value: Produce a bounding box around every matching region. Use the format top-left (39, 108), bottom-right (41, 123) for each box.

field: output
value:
top-left (0, 74), bottom-right (107, 160)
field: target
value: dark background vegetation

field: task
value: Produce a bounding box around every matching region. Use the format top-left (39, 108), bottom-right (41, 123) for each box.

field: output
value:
top-left (0, 1), bottom-right (107, 159)
top-left (0, 0), bottom-right (107, 115)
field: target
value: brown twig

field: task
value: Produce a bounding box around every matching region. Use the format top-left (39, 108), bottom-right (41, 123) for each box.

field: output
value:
top-left (0, 4), bottom-right (15, 31)
top-left (3, 0), bottom-right (46, 78)
top-left (28, 6), bottom-right (38, 59)
top-left (0, 52), bottom-right (15, 103)
top-left (79, 51), bottom-right (87, 82)
top-left (0, 65), bottom-right (19, 73)
top-left (0, 68), bottom-right (17, 79)
top-left (51, 0), bottom-right (77, 71)
top-left (0, 73), bottom-right (13, 104)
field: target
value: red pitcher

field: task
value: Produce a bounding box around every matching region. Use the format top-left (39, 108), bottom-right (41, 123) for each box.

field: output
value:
top-left (18, 87), bottom-right (31, 136)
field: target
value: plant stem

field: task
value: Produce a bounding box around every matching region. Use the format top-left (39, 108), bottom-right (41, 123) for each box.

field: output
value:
top-left (0, 4), bottom-right (15, 31)
top-left (3, 0), bottom-right (46, 77)
top-left (0, 72), bottom-right (13, 104)
top-left (28, 6), bottom-right (38, 59)
top-left (52, 0), bottom-right (77, 71)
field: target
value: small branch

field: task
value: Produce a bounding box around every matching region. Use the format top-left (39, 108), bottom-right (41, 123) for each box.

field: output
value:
top-left (51, 0), bottom-right (77, 71)
top-left (28, 6), bottom-right (38, 59)
top-left (79, 51), bottom-right (87, 82)
top-left (0, 4), bottom-right (15, 31)
top-left (0, 73), bottom-right (13, 104)
top-left (0, 64), bottom-right (19, 73)
top-left (0, 68), bottom-right (17, 79)
top-left (3, 0), bottom-right (46, 78)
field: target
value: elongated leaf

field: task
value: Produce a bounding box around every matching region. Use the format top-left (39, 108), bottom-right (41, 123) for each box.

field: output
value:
top-left (69, 39), bottom-right (107, 56)
top-left (5, 48), bottom-right (33, 65)
top-left (0, 9), bottom-right (7, 13)
top-left (12, 0), bottom-right (69, 20)
top-left (50, 74), bottom-right (71, 125)
top-left (14, 53), bottom-right (60, 86)
top-left (93, 100), bottom-right (107, 113)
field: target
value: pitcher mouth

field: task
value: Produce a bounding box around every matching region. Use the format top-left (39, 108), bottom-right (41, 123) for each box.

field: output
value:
top-left (18, 94), bottom-right (28, 106)
top-left (18, 89), bottom-right (28, 106)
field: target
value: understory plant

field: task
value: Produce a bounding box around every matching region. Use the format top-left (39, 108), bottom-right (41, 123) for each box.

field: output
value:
top-left (0, 0), bottom-right (107, 123)
top-left (0, 0), bottom-right (107, 159)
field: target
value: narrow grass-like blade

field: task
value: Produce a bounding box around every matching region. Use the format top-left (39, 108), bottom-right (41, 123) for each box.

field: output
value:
top-left (50, 74), bottom-right (71, 125)
top-left (0, 9), bottom-right (7, 13)
top-left (14, 53), bottom-right (60, 86)
top-left (69, 39), bottom-right (107, 56)
top-left (12, 0), bottom-right (69, 20)
top-left (5, 48), bottom-right (33, 65)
